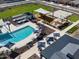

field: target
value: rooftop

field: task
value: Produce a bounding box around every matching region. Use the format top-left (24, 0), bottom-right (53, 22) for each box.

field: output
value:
top-left (41, 34), bottom-right (79, 59)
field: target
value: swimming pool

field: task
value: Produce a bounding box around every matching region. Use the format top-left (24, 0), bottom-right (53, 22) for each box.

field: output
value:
top-left (0, 26), bottom-right (35, 46)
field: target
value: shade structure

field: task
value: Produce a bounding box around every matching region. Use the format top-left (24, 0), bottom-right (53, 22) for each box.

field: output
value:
top-left (35, 8), bottom-right (50, 14)
top-left (53, 10), bottom-right (72, 19)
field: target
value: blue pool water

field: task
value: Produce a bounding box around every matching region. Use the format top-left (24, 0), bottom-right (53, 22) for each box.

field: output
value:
top-left (0, 26), bottom-right (35, 46)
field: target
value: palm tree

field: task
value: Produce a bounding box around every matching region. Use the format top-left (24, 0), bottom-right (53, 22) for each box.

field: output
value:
top-left (3, 16), bottom-right (12, 32)
top-left (6, 21), bottom-right (11, 32)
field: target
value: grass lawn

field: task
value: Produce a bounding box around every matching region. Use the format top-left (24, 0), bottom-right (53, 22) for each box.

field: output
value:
top-left (67, 14), bottom-right (79, 22)
top-left (67, 26), bottom-right (78, 33)
top-left (0, 3), bottom-right (53, 19)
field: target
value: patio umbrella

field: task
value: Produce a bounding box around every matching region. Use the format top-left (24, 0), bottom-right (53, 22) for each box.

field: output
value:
top-left (0, 20), bottom-right (11, 33)
top-left (4, 21), bottom-right (11, 32)
top-left (46, 37), bottom-right (54, 45)
top-left (38, 42), bottom-right (45, 51)
top-left (53, 32), bottom-right (60, 40)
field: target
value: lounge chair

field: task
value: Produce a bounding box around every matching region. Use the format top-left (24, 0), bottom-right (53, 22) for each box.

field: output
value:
top-left (38, 42), bottom-right (45, 51)
top-left (17, 18), bottom-right (29, 24)
top-left (26, 41), bottom-right (33, 49)
top-left (17, 21), bottom-right (23, 24)
top-left (9, 51), bottom-right (19, 59)
top-left (22, 19), bottom-right (29, 23)
top-left (53, 33), bottom-right (60, 37)
top-left (46, 37), bottom-right (54, 45)
top-left (13, 18), bottom-right (22, 22)
top-left (13, 19), bottom-right (17, 22)
top-left (4, 42), bottom-right (14, 48)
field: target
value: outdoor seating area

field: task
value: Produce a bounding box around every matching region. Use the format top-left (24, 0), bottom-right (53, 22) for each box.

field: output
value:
top-left (37, 31), bottom-right (60, 52)
top-left (11, 12), bottom-right (36, 25)
top-left (35, 9), bottom-right (73, 30)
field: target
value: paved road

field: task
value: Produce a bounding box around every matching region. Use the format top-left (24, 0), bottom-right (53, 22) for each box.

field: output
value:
top-left (0, 1), bottom-right (36, 8)
top-left (40, 1), bottom-right (79, 14)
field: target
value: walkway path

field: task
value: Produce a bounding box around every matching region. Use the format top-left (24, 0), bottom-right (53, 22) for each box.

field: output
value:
top-left (15, 44), bottom-right (40, 59)
top-left (60, 20), bottom-right (79, 36)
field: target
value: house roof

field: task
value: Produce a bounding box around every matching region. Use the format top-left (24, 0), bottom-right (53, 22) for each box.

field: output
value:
top-left (41, 34), bottom-right (79, 59)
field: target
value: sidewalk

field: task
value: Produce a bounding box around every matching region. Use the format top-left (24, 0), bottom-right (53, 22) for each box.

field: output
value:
top-left (15, 44), bottom-right (40, 59)
top-left (60, 20), bottom-right (79, 36)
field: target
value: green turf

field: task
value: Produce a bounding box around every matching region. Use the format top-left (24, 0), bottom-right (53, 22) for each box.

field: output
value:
top-left (67, 26), bottom-right (78, 33)
top-left (67, 15), bottom-right (79, 22)
top-left (0, 4), bottom-right (53, 19)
